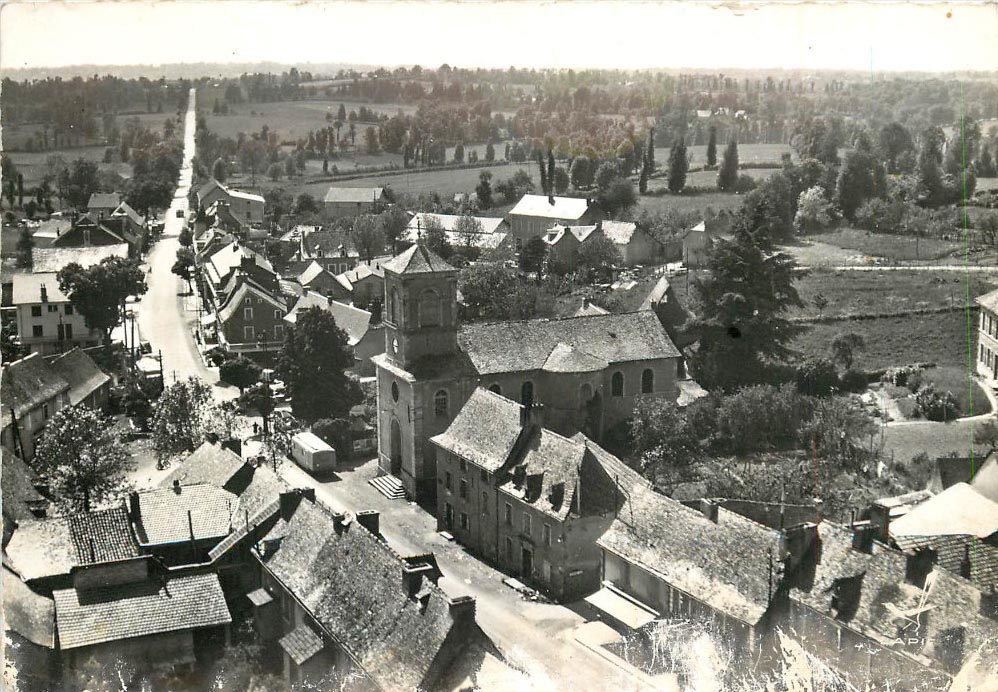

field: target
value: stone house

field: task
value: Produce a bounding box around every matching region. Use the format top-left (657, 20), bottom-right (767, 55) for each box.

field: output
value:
top-left (432, 388), bottom-right (649, 601)
top-left (197, 179), bottom-right (265, 224)
top-left (215, 276), bottom-right (288, 356)
top-left (507, 194), bottom-right (598, 246)
top-left (976, 287), bottom-right (998, 385)
top-left (601, 220), bottom-right (664, 266)
top-left (284, 291), bottom-right (385, 376)
top-left (322, 186), bottom-right (385, 219)
top-left (11, 273), bottom-right (104, 354)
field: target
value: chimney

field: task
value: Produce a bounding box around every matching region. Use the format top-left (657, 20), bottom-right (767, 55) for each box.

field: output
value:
top-left (960, 544), bottom-right (973, 580)
top-left (548, 195), bottom-right (555, 206)
top-left (39, 284), bottom-right (48, 303)
top-left (779, 522), bottom-right (819, 563)
top-left (851, 521), bottom-right (876, 554)
top-left (403, 562), bottom-right (435, 598)
top-left (905, 547), bottom-right (936, 589)
top-left (700, 498), bottom-right (719, 523)
top-left (519, 400), bottom-right (544, 429)
top-left (356, 509), bottom-right (380, 536)
top-left (279, 488), bottom-right (314, 520)
top-left (128, 491), bottom-right (141, 520)
top-left (525, 474), bottom-right (543, 502)
top-left (172, 479), bottom-right (182, 494)
top-left (448, 595), bottom-right (476, 621)
top-left (582, 297), bottom-right (590, 308)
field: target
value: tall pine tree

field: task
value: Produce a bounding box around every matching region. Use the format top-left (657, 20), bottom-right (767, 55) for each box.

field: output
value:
top-left (717, 140), bottom-right (740, 191)
top-left (706, 126), bottom-right (718, 168)
top-left (667, 140), bottom-right (688, 193)
top-left (538, 152), bottom-right (549, 196)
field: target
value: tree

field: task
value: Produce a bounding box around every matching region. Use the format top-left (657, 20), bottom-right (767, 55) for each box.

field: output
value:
top-left (717, 140), bottom-right (739, 191)
top-left (475, 171), bottom-right (493, 209)
top-left (667, 140), bottom-right (689, 193)
top-left (278, 307), bottom-right (363, 423)
top-left (793, 186), bottom-right (834, 234)
top-left (519, 236), bottom-right (548, 276)
top-left (365, 126), bottom-right (380, 154)
top-left (552, 166), bottom-right (570, 195)
top-left (831, 332), bottom-right (865, 371)
top-left (459, 262), bottom-right (539, 321)
top-left (57, 257), bottom-right (147, 350)
top-left (295, 193), bottom-right (319, 216)
top-left (453, 143), bottom-right (465, 164)
top-left (570, 156), bottom-right (594, 189)
top-left (238, 139), bottom-right (267, 184)
top-left (687, 233), bottom-right (803, 390)
top-left (422, 217), bottom-right (452, 260)
top-left (178, 227), bottom-right (193, 247)
top-left (455, 214), bottom-right (484, 249)
top-left (630, 399), bottom-right (702, 477)
top-left (219, 356), bottom-right (262, 393)
top-left (878, 122), bottom-right (914, 174)
top-left (379, 206), bottom-right (409, 255)
top-left (485, 142), bottom-right (495, 162)
top-left (351, 214), bottom-right (385, 262)
top-left (646, 127), bottom-right (656, 174)
top-left (34, 406), bottom-right (132, 512)
top-left (577, 235), bottom-right (621, 283)
top-left (212, 157), bottom-right (228, 183)
top-left (65, 158), bottom-right (101, 209)
top-left (171, 247), bottom-right (195, 292)
top-left (598, 177), bottom-right (637, 216)
top-left (152, 377), bottom-right (223, 459)
top-left (917, 126), bottom-right (945, 205)
top-left (973, 419), bottom-right (998, 455)
top-left (125, 176), bottom-right (174, 216)
top-left (16, 227), bottom-right (34, 268)
top-left (239, 384), bottom-right (275, 433)
top-left (706, 126), bottom-right (718, 167)
top-left (836, 150), bottom-right (886, 222)
top-left (595, 160), bottom-right (621, 192)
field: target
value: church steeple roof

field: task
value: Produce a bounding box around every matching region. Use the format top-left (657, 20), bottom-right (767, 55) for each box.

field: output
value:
top-left (382, 242), bottom-right (456, 276)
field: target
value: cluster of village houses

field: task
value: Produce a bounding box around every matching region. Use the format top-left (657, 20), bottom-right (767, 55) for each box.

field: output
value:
top-left (3, 179), bottom-right (998, 691)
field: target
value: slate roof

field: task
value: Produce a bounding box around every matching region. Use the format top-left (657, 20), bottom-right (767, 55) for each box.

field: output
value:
top-left (791, 521), bottom-right (998, 670)
top-left (338, 262), bottom-right (384, 286)
top-left (264, 500), bottom-right (466, 692)
top-left (4, 518), bottom-right (76, 581)
top-left (110, 201), bottom-right (144, 227)
top-left (542, 342), bottom-right (609, 373)
top-left (892, 534), bottom-right (998, 592)
top-left (2, 454), bottom-right (47, 523)
top-left (161, 442), bottom-right (248, 491)
top-left (132, 484), bottom-right (237, 546)
top-left (279, 623), bottom-right (325, 665)
top-left (206, 242), bottom-right (273, 285)
top-left (2, 566), bottom-right (55, 648)
top-left (297, 260), bottom-right (330, 286)
top-left (509, 194), bottom-right (591, 220)
top-left (383, 242), bottom-right (456, 276)
top-left (53, 572), bottom-right (231, 650)
top-left (889, 483), bottom-right (998, 540)
top-left (302, 227), bottom-right (357, 259)
top-left (69, 507), bottom-right (140, 565)
top-left (284, 292), bottom-right (373, 346)
top-left (970, 455), bottom-right (998, 503)
top-left (602, 221), bottom-right (640, 245)
top-left (227, 188), bottom-right (265, 204)
top-left (323, 187), bottom-right (384, 204)
top-left (87, 193), bottom-right (121, 210)
top-left (217, 279), bottom-right (286, 325)
top-left (574, 302), bottom-right (610, 317)
top-left (544, 224), bottom-right (599, 247)
top-left (247, 587), bottom-right (274, 607)
top-left (407, 213), bottom-right (506, 236)
top-left (431, 388), bottom-right (526, 472)
top-left (500, 426), bottom-right (586, 521)
top-left (1, 352), bottom-right (70, 420)
top-left (232, 464), bottom-right (290, 522)
top-left (976, 287), bottom-right (998, 313)
top-left (598, 485), bottom-right (782, 625)
top-left (32, 243), bottom-right (130, 273)
top-left (458, 311), bottom-right (680, 376)
top-left (47, 348), bottom-right (110, 407)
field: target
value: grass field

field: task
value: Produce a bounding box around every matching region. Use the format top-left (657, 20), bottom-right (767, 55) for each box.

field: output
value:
top-left (919, 365), bottom-right (992, 417)
top-left (976, 177), bottom-right (998, 192)
top-left (802, 228), bottom-right (966, 262)
top-left (654, 142), bottom-right (790, 167)
top-left (792, 309), bottom-right (979, 370)
top-left (8, 147), bottom-right (134, 187)
top-left (2, 112), bottom-right (170, 152)
top-left (790, 269), bottom-right (997, 320)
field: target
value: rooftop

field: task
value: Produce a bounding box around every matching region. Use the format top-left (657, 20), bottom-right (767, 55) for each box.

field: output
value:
top-left (11, 272), bottom-right (70, 305)
top-left (2, 566), bottom-right (55, 648)
top-left (53, 572), bottom-right (231, 650)
top-left (47, 348), bottom-right (111, 408)
top-left (458, 311), bottom-right (680, 376)
top-left (132, 484), bottom-right (237, 546)
top-left (383, 242), bottom-right (457, 276)
top-left (32, 243), bottom-right (130, 273)
top-left (407, 213), bottom-right (506, 236)
top-left (601, 220), bottom-right (640, 245)
top-left (1, 352), bottom-right (70, 420)
top-left (284, 292), bottom-right (374, 346)
top-left (68, 506), bottom-right (140, 565)
top-left (892, 533), bottom-right (998, 592)
top-left (161, 441), bottom-right (248, 492)
top-left (509, 194), bottom-right (591, 220)
top-left (323, 186), bottom-right (385, 204)
top-left (431, 388), bottom-right (526, 472)
top-left (87, 192), bottom-right (121, 209)
top-left (889, 483), bottom-right (998, 540)
top-left (2, 453), bottom-right (47, 523)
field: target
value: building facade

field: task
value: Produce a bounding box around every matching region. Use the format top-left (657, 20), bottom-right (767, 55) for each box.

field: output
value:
top-left (976, 289), bottom-right (998, 385)
top-left (12, 273), bottom-right (103, 354)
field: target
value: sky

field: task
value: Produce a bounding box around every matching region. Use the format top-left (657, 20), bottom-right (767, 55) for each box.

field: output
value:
top-left (1, 1), bottom-right (997, 75)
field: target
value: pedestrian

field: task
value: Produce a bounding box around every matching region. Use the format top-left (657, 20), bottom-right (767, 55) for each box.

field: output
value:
top-left (253, 421), bottom-right (259, 435)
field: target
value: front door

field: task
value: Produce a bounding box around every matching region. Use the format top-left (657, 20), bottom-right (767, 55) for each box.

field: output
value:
top-left (389, 418), bottom-right (402, 476)
top-left (521, 546), bottom-right (533, 579)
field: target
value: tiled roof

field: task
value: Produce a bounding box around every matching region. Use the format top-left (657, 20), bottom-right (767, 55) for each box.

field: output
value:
top-left (791, 521), bottom-right (998, 670)
top-left (323, 187), bottom-right (384, 204)
top-left (458, 311), bottom-right (680, 376)
top-left (285, 292), bottom-right (372, 346)
top-left (133, 484), bottom-right (237, 546)
top-left (264, 501), bottom-right (466, 692)
top-left (53, 572), bottom-right (231, 649)
top-left (87, 192), bottom-right (121, 210)
top-left (1, 352), bottom-right (70, 420)
top-left (68, 507), bottom-right (139, 565)
top-left (890, 483), bottom-right (998, 540)
top-left (383, 242), bottom-right (456, 276)
top-left (892, 533), bottom-right (998, 592)
top-left (4, 517), bottom-right (76, 581)
top-left (32, 243), bottom-right (130, 273)
top-left (47, 348), bottom-right (110, 407)
top-left (232, 464), bottom-right (290, 522)
top-left (209, 498), bottom-right (281, 563)
top-left (161, 441), bottom-right (247, 491)
top-left (2, 453), bottom-right (47, 523)
top-left (431, 388), bottom-right (526, 472)
top-left (2, 566), bottom-right (55, 648)
top-left (279, 623), bottom-right (325, 665)
top-left (598, 485), bottom-right (782, 625)
top-left (509, 194), bottom-right (591, 220)
top-left (602, 221), bottom-right (639, 245)
top-left (542, 342), bottom-right (609, 373)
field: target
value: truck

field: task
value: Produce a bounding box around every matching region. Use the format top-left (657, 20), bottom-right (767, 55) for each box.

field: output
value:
top-left (290, 431), bottom-right (336, 475)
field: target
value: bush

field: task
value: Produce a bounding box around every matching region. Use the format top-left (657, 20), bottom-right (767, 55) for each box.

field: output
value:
top-left (795, 358), bottom-right (839, 397)
top-left (882, 365), bottom-right (922, 388)
top-left (735, 174), bottom-right (758, 193)
top-left (205, 347), bottom-right (231, 367)
top-left (839, 369), bottom-right (870, 393)
top-left (914, 384), bottom-right (958, 422)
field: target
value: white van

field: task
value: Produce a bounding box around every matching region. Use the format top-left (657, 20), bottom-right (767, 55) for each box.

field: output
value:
top-left (291, 431), bottom-right (336, 474)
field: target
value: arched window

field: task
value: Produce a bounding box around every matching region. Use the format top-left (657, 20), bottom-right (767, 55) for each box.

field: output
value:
top-left (611, 372), bottom-right (624, 397)
top-left (641, 368), bottom-right (654, 394)
top-left (521, 380), bottom-right (534, 406)
top-left (434, 390), bottom-right (449, 418)
top-left (489, 383), bottom-right (502, 395)
top-left (390, 287), bottom-right (400, 325)
top-left (418, 288), bottom-right (441, 327)
top-left (391, 381), bottom-right (400, 403)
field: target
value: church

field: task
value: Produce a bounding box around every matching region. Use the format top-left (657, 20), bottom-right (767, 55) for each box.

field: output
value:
top-left (372, 243), bottom-right (685, 505)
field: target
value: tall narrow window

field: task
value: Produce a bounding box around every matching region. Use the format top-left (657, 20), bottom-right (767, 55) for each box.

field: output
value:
top-left (390, 287), bottom-right (400, 324)
top-left (418, 288), bottom-right (441, 327)
top-left (434, 390), bottom-right (449, 418)
top-left (611, 372), bottom-right (624, 397)
top-left (641, 368), bottom-right (654, 394)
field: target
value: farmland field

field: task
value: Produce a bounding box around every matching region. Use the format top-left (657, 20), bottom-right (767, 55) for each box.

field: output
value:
top-left (2, 112), bottom-right (171, 152)
top-left (790, 269), bottom-right (997, 320)
top-left (976, 177), bottom-right (998, 192)
top-left (8, 147), bottom-right (134, 187)
top-left (791, 309), bottom-right (978, 370)
top-left (637, 188), bottom-right (745, 215)
top-left (653, 142), bottom-right (791, 167)
top-left (787, 228), bottom-right (967, 265)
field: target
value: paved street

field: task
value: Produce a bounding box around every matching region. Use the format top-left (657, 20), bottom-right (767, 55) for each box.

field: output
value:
top-left (276, 457), bottom-right (674, 692)
top-left (136, 88), bottom-right (234, 402)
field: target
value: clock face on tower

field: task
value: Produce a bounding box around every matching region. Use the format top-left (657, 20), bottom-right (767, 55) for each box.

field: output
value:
top-left (392, 338), bottom-right (399, 354)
